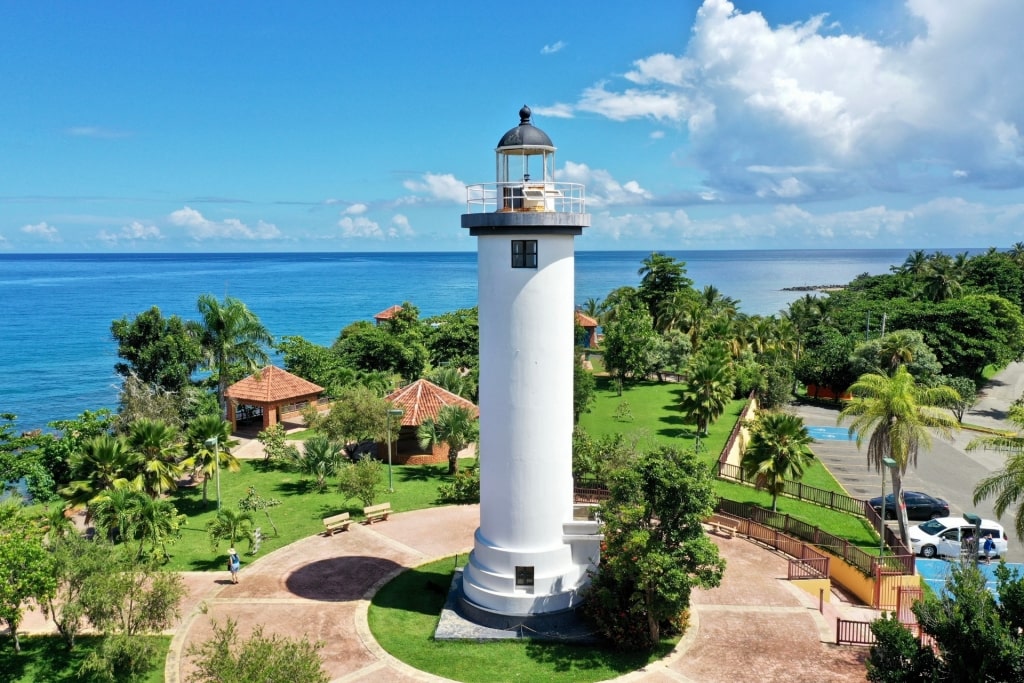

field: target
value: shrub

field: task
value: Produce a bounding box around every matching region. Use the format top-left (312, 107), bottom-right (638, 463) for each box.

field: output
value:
top-left (437, 464), bottom-right (479, 504)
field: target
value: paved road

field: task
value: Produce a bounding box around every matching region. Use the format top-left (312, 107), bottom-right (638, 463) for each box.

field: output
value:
top-left (794, 362), bottom-right (1024, 563)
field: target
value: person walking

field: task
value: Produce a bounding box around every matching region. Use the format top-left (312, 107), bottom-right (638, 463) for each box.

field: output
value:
top-left (983, 534), bottom-right (996, 564)
top-left (228, 547), bottom-right (241, 583)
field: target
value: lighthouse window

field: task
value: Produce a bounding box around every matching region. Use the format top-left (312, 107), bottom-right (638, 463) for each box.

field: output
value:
top-left (511, 240), bottom-right (537, 268)
top-left (515, 565), bottom-right (535, 587)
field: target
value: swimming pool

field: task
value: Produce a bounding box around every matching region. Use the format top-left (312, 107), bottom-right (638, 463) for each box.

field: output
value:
top-left (806, 426), bottom-right (857, 441)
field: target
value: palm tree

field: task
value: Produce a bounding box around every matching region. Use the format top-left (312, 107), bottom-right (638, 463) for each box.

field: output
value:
top-left (679, 347), bottom-right (735, 436)
top-left (417, 405), bottom-right (479, 475)
top-left (288, 434), bottom-right (343, 492)
top-left (185, 415), bottom-right (240, 505)
top-left (127, 418), bottom-right (185, 498)
top-left (195, 294), bottom-right (273, 419)
top-left (968, 403), bottom-right (1024, 540)
top-left (61, 434), bottom-right (143, 515)
top-left (839, 366), bottom-right (960, 543)
top-left (741, 412), bottom-right (815, 511)
top-left (206, 507), bottom-right (256, 552)
top-left (89, 486), bottom-right (146, 543)
top-left (132, 495), bottom-right (185, 561)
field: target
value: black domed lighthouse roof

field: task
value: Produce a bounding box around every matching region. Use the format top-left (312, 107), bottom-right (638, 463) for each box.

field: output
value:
top-left (497, 105), bottom-right (554, 150)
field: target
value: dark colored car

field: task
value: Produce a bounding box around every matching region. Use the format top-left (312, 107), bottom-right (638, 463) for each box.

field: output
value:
top-left (867, 491), bottom-right (950, 521)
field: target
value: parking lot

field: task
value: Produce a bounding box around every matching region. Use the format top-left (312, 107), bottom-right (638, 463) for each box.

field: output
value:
top-left (792, 398), bottom-right (1023, 565)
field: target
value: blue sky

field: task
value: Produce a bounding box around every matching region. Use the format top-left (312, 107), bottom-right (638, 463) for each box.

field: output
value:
top-left (2, 0), bottom-right (1022, 253)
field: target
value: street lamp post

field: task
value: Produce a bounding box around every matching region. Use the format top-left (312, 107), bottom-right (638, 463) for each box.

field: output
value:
top-left (880, 457), bottom-right (898, 556)
top-left (963, 512), bottom-right (982, 567)
top-left (386, 408), bottom-right (404, 493)
top-left (205, 437), bottom-right (221, 510)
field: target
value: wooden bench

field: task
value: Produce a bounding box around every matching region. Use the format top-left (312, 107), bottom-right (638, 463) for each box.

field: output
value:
top-left (322, 512), bottom-right (352, 535)
top-left (709, 521), bottom-right (738, 538)
top-left (363, 502), bottom-right (392, 524)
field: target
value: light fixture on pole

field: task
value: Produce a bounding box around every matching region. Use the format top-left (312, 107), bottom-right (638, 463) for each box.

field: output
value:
top-left (963, 512), bottom-right (982, 566)
top-left (879, 457), bottom-right (898, 556)
top-left (386, 408), bottom-right (404, 493)
top-left (205, 436), bottom-right (221, 510)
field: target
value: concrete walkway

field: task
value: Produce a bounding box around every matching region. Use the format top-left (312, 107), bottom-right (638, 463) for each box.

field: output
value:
top-left (146, 504), bottom-right (872, 683)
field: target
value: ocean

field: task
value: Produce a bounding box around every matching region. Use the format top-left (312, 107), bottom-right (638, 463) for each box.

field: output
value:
top-left (1, 249), bottom-right (922, 432)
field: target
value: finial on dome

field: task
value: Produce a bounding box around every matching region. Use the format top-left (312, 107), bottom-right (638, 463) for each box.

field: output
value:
top-left (519, 105), bottom-right (532, 125)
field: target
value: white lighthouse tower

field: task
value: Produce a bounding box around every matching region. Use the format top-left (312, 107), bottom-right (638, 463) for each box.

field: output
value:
top-left (460, 106), bottom-right (601, 622)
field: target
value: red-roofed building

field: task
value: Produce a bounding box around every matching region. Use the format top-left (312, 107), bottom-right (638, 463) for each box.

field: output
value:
top-left (575, 310), bottom-right (599, 348)
top-left (373, 304), bottom-right (404, 325)
top-left (224, 365), bottom-right (324, 431)
top-left (384, 378), bottom-right (479, 465)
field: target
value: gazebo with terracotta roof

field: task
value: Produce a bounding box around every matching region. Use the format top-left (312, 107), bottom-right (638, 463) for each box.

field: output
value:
top-left (373, 304), bottom-right (404, 325)
top-left (383, 378), bottom-right (479, 465)
top-left (575, 310), bottom-right (599, 348)
top-left (223, 365), bottom-right (324, 431)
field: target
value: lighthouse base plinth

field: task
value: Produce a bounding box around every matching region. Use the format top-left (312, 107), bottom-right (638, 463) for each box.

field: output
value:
top-left (433, 569), bottom-right (601, 643)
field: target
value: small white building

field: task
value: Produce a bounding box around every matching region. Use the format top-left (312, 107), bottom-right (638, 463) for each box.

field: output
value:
top-left (460, 106), bottom-right (601, 619)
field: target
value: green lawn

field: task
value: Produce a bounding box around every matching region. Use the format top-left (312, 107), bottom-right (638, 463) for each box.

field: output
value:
top-left (368, 556), bottom-right (675, 683)
top-left (577, 377), bottom-right (877, 549)
top-left (163, 459), bottom-right (473, 571)
top-left (0, 635), bottom-right (169, 683)
top-left (579, 377), bottom-right (745, 461)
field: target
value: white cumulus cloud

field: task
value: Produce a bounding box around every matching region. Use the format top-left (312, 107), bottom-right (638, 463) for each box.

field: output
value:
top-left (98, 221), bottom-right (163, 244)
top-left (560, 161), bottom-right (652, 208)
top-left (541, 40), bottom-right (566, 55)
top-left (168, 207), bottom-right (281, 240)
top-left (21, 221), bottom-right (60, 242)
top-left (402, 173), bottom-right (466, 203)
top-left (567, 0), bottom-right (1024, 198)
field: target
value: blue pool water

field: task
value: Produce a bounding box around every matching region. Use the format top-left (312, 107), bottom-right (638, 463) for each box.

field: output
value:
top-left (806, 426), bottom-right (856, 441)
top-left (915, 558), bottom-right (1022, 599)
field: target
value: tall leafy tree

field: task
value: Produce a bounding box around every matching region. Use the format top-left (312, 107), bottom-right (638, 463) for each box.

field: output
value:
top-left (839, 366), bottom-right (960, 543)
top-left (0, 502), bottom-right (58, 653)
top-left (195, 294), bottom-right (273, 419)
top-left (741, 411), bottom-right (815, 511)
top-left (867, 563), bottom-right (1024, 681)
top-left (637, 252), bottom-right (693, 331)
top-left (111, 306), bottom-right (203, 392)
top-left (311, 385), bottom-right (390, 451)
top-left (417, 404), bottom-right (479, 475)
top-left (583, 447), bottom-right (724, 649)
top-left (601, 302), bottom-right (660, 395)
top-left (968, 402), bottom-right (1024, 540)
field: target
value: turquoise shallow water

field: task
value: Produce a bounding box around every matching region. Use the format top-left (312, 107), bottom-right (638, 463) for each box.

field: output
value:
top-left (0, 248), bottom-right (931, 430)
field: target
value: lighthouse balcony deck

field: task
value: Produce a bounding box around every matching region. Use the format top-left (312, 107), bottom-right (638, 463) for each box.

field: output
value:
top-left (465, 181), bottom-right (585, 215)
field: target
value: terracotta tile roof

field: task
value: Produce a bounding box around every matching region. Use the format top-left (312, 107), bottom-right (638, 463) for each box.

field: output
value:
top-left (374, 304), bottom-right (404, 322)
top-left (385, 379), bottom-right (479, 426)
top-left (224, 365), bottom-right (323, 404)
top-left (575, 311), bottom-right (599, 328)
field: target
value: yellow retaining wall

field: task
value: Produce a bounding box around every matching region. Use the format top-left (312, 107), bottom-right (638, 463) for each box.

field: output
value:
top-left (828, 555), bottom-right (921, 609)
top-left (725, 397), bottom-right (758, 468)
top-left (791, 577), bottom-right (832, 603)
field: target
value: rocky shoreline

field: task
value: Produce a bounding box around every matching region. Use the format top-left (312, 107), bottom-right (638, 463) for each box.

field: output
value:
top-left (782, 284), bottom-right (846, 292)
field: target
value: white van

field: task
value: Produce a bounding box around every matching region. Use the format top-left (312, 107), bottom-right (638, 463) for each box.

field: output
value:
top-left (909, 516), bottom-right (1009, 559)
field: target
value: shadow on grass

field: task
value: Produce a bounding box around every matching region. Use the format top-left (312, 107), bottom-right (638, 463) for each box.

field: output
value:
top-left (0, 634), bottom-right (167, 683)
top-left (248, 459), bottom-right (291, 474)
top-left (395, 464), bottom-right (449, 484)
top-left (523, 638), bottom-right (675, 675)
top-left (273, 479), bottom-right (318, 496)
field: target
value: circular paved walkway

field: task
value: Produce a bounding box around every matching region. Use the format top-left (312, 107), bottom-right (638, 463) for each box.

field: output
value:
top-left (161, 504), bottom-right (871, 683)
